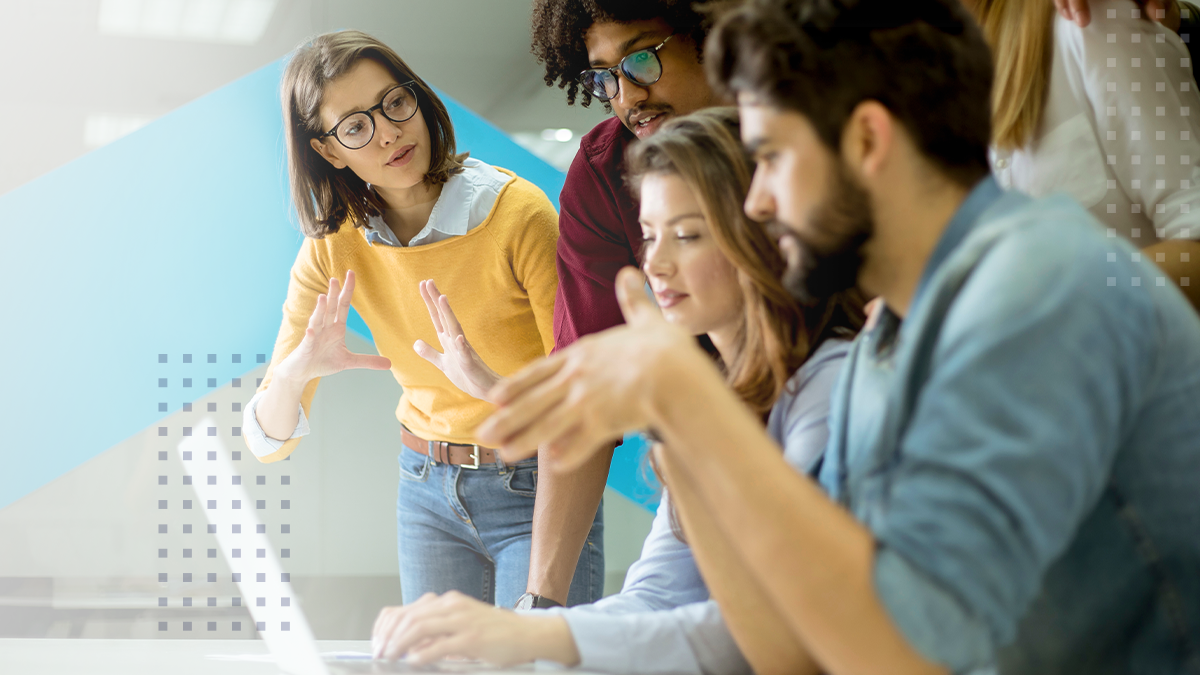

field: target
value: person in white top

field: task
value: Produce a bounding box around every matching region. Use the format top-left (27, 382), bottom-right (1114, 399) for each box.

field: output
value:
top-left (967, 0), bottom-right (1200, 310)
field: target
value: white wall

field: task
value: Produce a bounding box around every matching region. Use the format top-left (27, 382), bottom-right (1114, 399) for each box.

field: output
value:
top-left (0, 334), bottom-right (653, 639)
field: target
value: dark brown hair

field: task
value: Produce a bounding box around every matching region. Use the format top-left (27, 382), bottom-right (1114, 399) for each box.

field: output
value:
top-left (627, 108), bottom-right (866, 539)
top-left (281, 30), bottom-right (467, 238)
top-left (531, 0), bottom-right (710, 108)
top-left (627, 107), bottom-right (865, 418)
top-left (706, 0), bottom-right (993, 189)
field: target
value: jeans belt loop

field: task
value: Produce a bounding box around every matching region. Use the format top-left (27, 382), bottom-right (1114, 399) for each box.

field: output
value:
top-left (427, 439), bottom-right (436, 467)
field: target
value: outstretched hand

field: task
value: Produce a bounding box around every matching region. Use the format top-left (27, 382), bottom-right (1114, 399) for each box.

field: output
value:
top-left (413, 279), bottom-right (502, 402)
top-left (277, 270), bottom-right (391, 382)
top-left (476, 266), bottom-right (698, 469)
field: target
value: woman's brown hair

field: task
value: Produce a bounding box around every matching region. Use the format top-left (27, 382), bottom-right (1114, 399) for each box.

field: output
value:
top-left (626, 108), bottom-right (866, 539)
top-left (626, 107), bottom-right (866, 419)
top-left (281, 30), bottom-right (467, 238)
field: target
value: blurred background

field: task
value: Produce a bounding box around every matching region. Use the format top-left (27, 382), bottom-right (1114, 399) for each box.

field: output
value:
top-left (1, 0), bottom-right (610, 196)
top-left (0, 0), bottom-right (658, 641)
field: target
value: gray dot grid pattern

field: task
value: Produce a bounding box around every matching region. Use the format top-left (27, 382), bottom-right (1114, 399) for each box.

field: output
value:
top-left (1098, 7), bottom-right (1196, 289)
top-left (156, 351), bottom-right (290, 637)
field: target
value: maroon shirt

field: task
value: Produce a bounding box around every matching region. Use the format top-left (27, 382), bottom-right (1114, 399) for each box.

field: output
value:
top-left (553, 117), bottom-right (642, 351)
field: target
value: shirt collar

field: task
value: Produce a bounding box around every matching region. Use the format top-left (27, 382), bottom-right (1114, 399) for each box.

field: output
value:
top-left (911, 175), bottom-right (1002, 308)
top-left (359, 158), bottom-right (507, 247)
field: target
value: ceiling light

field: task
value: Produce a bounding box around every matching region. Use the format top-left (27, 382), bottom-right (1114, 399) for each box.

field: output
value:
top-left (98, 0), bottom-right (278, 45)
top-left (540, 128), bottom-right (574, 143)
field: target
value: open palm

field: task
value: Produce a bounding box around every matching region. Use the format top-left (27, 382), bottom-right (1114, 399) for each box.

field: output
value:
top-left (413, 279), bottom-right (501, 402)
top-left (280, 270), bottom-right (391, 382)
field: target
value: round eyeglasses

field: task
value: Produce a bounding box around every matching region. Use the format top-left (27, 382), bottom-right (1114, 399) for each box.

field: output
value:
top-left (579, 35), bottom-right (673, 103)
top-left (318, 82), bottom-right (418, 150)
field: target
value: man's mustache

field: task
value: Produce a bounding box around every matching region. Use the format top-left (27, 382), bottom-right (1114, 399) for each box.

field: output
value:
top-left (625, 104), bottom-right (674, 127)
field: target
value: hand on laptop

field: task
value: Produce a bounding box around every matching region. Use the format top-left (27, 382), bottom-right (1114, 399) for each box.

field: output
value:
top-left (371, 591), bottom-right (579, 667)
top-left (478, 267), bottom-right (700, 469)
top-left (413, 279), bottom-right (503, 403)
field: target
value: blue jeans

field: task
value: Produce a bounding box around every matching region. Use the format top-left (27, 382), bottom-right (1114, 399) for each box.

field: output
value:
top-left (395, 445), bottom-right (604, 608)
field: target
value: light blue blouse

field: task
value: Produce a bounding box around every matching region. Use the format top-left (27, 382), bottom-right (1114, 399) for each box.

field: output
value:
top-left (540, 338), bottom-right (851, 675)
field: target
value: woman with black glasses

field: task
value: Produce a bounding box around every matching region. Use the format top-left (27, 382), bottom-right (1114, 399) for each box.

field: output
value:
top-left (243, 30), bottom-right (603, 608)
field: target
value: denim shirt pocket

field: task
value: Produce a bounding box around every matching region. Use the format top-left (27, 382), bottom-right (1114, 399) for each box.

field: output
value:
top-left (398, 446), bottom-right (430, 483)
top-left (502, 460), bottom-right (538, 497)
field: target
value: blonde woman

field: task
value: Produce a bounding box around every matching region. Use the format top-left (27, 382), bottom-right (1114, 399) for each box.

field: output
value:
top-left (968, 0), bottom-right (1200, 308)
top-left (370, 109), bottom-right (866, 672)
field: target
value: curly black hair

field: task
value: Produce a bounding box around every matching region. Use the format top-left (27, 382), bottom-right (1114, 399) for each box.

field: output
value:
top-left (531, 0), bottom-right (711, 107)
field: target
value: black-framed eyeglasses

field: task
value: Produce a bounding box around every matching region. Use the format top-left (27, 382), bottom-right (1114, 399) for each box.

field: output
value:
top-left (579, 35), bottom-right (673, 102)
top-left (318, 82), bottom-right (418, 150)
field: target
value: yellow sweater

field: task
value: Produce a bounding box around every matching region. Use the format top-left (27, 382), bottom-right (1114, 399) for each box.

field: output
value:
top-left (251, 169), bottom-right (558, 462)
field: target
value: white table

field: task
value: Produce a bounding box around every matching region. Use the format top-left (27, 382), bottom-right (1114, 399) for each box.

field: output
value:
top-left (0, 639), bottom-right (598, 674)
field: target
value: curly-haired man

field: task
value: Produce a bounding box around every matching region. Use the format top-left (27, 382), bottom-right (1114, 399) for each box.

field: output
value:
top-left (516, 0), bottom-right (721, 613)
top-left (532, 0), bottom-right (719, 348)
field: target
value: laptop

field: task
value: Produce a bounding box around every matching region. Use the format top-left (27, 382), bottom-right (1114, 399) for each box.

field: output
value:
top-left (179, 419), bottom-right (535, 674)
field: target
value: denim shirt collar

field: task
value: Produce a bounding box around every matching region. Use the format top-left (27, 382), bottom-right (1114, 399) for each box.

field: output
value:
top-left (911, 176), bottom-right (1003, 310)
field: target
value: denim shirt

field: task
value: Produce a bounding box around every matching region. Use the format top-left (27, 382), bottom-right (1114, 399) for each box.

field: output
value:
top-left (819, 177), bottom-right (1200, 674)
top-left (538, 339), bottom-right (851, 675)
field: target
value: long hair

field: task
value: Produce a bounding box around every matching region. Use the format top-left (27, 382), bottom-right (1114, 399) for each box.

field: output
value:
top-left (280, 30), bottom-right (467, 238)
top-left (627, 107), bottom-right (865, 418)
top-left (626, 108), bottom-right (866, 538)
top-left (972, 0), bottom-right (1055, 150)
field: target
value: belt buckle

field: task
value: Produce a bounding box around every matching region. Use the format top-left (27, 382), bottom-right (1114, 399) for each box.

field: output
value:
top-left (463, 445), bottom-right (481, 470)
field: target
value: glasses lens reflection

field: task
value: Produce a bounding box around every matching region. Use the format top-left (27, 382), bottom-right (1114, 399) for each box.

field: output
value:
top-left (334, 85), bottom-right (417, 150)
top-left (336, 113), bottom-right (374, 149)
top-left (622, 50), bottom-right (661, 85)
top-left (583, 46), bottom-right (663, 102)
top-left (381, 86), bottom-right (416, 123)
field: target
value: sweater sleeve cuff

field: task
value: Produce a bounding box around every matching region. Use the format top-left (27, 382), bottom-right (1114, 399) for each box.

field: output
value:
top-left (241, 390), bottom-right (309, 458)
top-left (873, 545), bottom-right (995, 673)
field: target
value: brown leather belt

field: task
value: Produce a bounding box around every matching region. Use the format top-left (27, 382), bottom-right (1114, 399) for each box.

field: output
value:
top-left (401, 427), bottom-right (496, 469)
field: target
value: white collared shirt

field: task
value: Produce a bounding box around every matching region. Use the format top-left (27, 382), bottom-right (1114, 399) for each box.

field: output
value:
top-left (991, 0), bottom-right (1200, 244)
top-left (242, 157), bottom-right (509, 456)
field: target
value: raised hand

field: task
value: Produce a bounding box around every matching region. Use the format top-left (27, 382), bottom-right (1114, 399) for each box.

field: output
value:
top-left (477, 266), bottom-right (700, 469)
top-left (413, 279), bottom-right (502, 402)
top-left (276, 270), bottom-right (392, 383)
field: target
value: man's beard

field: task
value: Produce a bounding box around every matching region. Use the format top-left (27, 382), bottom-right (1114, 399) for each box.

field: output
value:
top-left (773, 163), bottom-right (873, 306)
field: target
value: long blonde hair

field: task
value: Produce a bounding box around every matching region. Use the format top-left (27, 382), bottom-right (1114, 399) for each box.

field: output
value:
top-left (973, 0), bottom-right (1055, 150)
top-left (626, 107), bottom-right (866, 541)
top-left (626, 108), bottom-right (866, 418)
